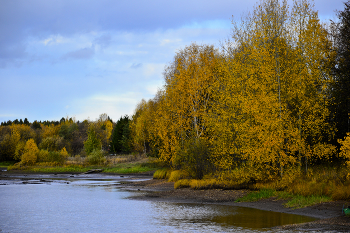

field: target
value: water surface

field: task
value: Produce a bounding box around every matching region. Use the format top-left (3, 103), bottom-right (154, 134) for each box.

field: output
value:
top-left (0, 177), bottom-right (315, 232)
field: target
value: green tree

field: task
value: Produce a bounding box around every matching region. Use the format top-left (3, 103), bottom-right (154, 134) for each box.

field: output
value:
top-left (110, 116), bottom-right (130, 154)
top-left (84, 125), bottom-right (101, 155)
top-left (23, 118), bottom-right (30, 126)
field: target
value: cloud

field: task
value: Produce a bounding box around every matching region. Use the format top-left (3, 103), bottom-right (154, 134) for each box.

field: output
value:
top-left (62, 46), bottom-right (95, 60)
top-left (0, 43), bottom-right (27, 68)
top-left (72, 93), bottom-right (142, 121)
top-left (41, 35), bottom-right (69, 46)
top-left (93, 34), bottom-right (112, 48)
top-left (0, 0), bottom-right (345, 122)
top-left (0, 0), bottom-right (342, 68)
top-left (130, 63), bottom-right (142, 69)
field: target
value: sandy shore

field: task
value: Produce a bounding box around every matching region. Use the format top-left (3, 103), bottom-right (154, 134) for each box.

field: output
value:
top-left (2, 171), bottom-right (350, 231)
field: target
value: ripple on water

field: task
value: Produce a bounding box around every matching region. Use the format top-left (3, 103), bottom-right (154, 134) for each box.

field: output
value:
top-left (0, 178), bottom-right (315, 233)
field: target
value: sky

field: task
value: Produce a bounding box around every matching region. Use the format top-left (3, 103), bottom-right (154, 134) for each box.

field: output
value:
top-left (0, 0), bottom-right (345, 123)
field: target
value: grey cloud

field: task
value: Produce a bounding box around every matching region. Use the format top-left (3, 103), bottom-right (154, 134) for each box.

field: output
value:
top-left (0, 0), bottom-right (344, 67)
top-left (1, 0), bottom-right (344, 38)
top-left (130, 63), bottom-right (142, 69)
top-left (62, 47), bottom-right (95, 60)
top-left (0, 43), bottom-right (27, 68)
top-left (93, 34), bottom-right (112, 48)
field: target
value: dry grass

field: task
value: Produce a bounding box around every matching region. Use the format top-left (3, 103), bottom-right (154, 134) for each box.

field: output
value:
top-left (252, 166), bottom-right (350, 201)
top-left (168, 170), bottom-right (189, 182)
top-left (153, 168), bottom-right (172, 179)
top-left (174, 179), bottom-right (191, 189)
top-left (65, 153), bottom-right (148, 166)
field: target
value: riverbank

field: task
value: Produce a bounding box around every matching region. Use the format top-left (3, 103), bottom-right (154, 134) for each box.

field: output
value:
top-left (1, 171), bottom-right (349, 231)
top-left (3, 155), bottom-right (160, 174)
top-left (120, 178), bottom-right (350, 232)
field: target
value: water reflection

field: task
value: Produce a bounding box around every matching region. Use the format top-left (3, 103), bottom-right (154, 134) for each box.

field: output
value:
top-left (151, 202), bottom-right (316, 231)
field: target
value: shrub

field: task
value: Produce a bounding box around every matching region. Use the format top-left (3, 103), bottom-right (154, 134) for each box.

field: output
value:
top-left (39, 136), bottom-right (64, 151)
top-left (153, 168), bottom-right (171, 179)
top-left (37, 148), bottom-right (69, 165)
top-left (189, 179), bottom-right (219, 190)
top-left (339, 133), bottom-right (350, 167)
top-left (174, 137), bottom-right (210, 179)
top-left (331, 185), bottom-right (350, 200)
top-left (48, 151), bottom-right (63, 164)
top-left (174, 179), bottom-right (191, 189)
top-left (37, 149), bottom-right (50, 162)
top-left (21, 139), bottom-right (39, 165)
top-left (168, 170), bottom-right (189, 182)
top-left (60, 147), bottom-right (69, 159)
top-left (14, 140), bottom-right (26, 161)
top-left (87, 149), bottom-right (106, 165)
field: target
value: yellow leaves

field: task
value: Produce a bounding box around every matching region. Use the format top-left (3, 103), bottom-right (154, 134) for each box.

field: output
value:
top-left (127, 0), bottom-right (337, 179)
top-left (21, 139), bottom-right (39, 165)
top-left (339, 133), bottom-right (350, 164)
top-left (60, 147), bottom-right (69, 159)
top-left (104, 120), bottom-right (113, 140)
top-left (14, 140), bottom-right (26, 161)
top-left (311, 143), bottom-right (336, 161)
top-left (41, 124), bottom-right (60, 139)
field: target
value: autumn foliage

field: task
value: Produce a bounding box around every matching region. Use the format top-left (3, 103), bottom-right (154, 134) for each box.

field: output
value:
top-left (0, 0), bottom-right (350, 188)
top-left (128, 0), bottom-right (349, 182)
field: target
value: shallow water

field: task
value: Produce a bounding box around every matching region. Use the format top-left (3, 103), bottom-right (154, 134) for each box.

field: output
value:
top-left (0, 178), bottom-right (315, 232)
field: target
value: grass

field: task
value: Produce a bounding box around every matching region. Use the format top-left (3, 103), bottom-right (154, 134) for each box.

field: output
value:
top-left (103, 162), bottom-right (158, 174)
top-left (8, 163), bottom-right (158, 174)
top-left (174, 179), bottom-right (191, 189)
top-left (234, 188), bottom-right (331, 209)
top-left (158, 166), bottom-right (349, 208)
top-left (153, 168), bottom-right (171, 179)
top-left (284, 195), bottom-right (331, 209)
top-left (7, 154), bottom-right (161, 174)
top-left (174, 179), bottom-right (220, 189)
top-left (168, 170), bottom-right (189, 182)
top-left (235, 189), bottom-right (275, 202)
top-left (0, 161), bottom-right (16, 167)
top-left (24, 165), bottom-right (90, 173)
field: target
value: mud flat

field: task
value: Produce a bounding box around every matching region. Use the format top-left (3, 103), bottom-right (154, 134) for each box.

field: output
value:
top-left (120, 178), bottom-right (350, 232)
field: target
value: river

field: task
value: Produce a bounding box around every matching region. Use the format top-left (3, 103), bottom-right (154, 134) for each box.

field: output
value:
top-left (0, 175), bottom-right (316, 232)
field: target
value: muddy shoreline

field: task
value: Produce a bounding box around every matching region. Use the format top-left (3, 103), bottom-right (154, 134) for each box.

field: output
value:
top-left (119, 178), bottom-right (350, 232)
top-left (2, 171), bottom-right (350, 231)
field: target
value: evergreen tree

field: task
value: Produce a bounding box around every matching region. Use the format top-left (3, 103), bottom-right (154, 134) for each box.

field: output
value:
top-left (120, 121), bottom-right (132, 154)
top-left (23, 118), bottom-right (30, 126)
top-left (109, 116), bottom-right (130, 154)
top-left (332, 1), bottom-right (350, 140)
top-left (32, 120), bottom-right (41, 129)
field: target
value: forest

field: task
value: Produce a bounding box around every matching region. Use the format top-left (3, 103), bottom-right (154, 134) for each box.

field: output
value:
top-left (1, 0), bottom-right (350, 198)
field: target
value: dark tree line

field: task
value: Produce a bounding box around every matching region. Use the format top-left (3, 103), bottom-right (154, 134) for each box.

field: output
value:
top-left (109, 115), bottom-right (132, 154)
top-left (0, 114), bottom-right (135, 162)
top-left (331, 0), bottom-right (350, 143)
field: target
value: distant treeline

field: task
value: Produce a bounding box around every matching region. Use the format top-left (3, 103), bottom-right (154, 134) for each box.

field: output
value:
top-left (0, 114), bottom-right (132, 163)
